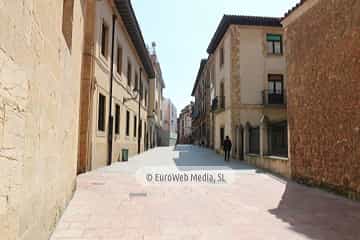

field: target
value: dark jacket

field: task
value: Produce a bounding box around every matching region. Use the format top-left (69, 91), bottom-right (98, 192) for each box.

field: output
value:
top-left (223, 139), bottom-right (232, 151)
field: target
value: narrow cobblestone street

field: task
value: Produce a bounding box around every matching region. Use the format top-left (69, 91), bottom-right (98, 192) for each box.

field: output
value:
top-left (51, 145), bottom-right (360, 240)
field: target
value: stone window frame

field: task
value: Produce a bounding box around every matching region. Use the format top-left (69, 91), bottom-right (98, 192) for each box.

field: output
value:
top-left (97, 90), bottom-right (107, 137)
top-left (248, 125), bottom-right (260, 155)
top-left (144, 89), bottom-right (148, 107)
top-left (100, 19), bottom-right (110, 60)
top-left (265, 33), bottom-right (283, 56)
top-left (133, 114), bottom-right (137, 138)
top-left (219, 80), bottom-right (225, 109)
top-left (268, 74), bottom-right (284, 93)
top-left (219, 45), bottom-right (225, 68)
top-left (116, 42), bottom-right (123, 77)
top-left (114, 103), bottom-right (121, 136)
top-left (134, 71), bottom-right (139, 91)
top-left (125, 110), bottom-right (131, 137)
top-left (267, 120), bottom-right (288, 158)
top-left (127, 58), bottom-right (132, 87)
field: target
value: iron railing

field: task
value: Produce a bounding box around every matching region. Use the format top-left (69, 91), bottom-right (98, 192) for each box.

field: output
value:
top-left (211, 96), bottom-right (225, 112)
top-left (262, 90), bottom-right (286, 105)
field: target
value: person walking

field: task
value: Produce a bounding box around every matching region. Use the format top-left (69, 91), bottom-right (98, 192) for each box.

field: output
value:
top-left (223, 136), bottom-right (232, 162)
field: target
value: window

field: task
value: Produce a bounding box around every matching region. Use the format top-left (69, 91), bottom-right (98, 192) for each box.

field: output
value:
top-left (144, 90), bottom-right (148, 106)
top-left (269, 121), bottom-right (288, 157)
top-left (249, 127), bottom-right (260, 154)
top-left (140, 80), bottom-right (143, 100)
top-left (116, 45), bottom-right (122, 74)
top-left (135, 72), bottom-right (139, 91)
top-left (134, 115), bottom-right (137, 137)
top-left (127, 60), bottom-right (132, 86)
top-left (62, 0), bottom-right (74, 50)
top-left (101, 22), bottom-right (109, 58)
top-left (268, 75), bottom-right (283, 94)
top-left (126, 110), bottom-right (130, 136)
top-left (220, 46), bottom-right (224, 67)
top-left (98, 93), bottom-right (106, 131)
top-left (220, 82), bottom-right (225, 109)
top-left (267, 74), bottom-right (284, 104)
top-left (220, 127), bottom-right (225, 146)
top-left (115, 104), bottom-right (120, 134)
top-left (267, 34), bottom-right (283, 55)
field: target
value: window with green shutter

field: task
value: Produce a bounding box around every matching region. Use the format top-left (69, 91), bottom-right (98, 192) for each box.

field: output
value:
top-left (266, 34), bottom-right (283, 55)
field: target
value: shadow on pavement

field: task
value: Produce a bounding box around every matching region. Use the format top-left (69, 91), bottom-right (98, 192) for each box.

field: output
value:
top-left (173, 144), bottom-right (256, 171)
top-left (269, 181), bottom-right (360, 240)
top-left (175, 145), bottom-right (360, 240)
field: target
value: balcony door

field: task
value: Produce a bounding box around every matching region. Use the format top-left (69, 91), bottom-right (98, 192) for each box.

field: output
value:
top-left (220, 82), bottom-right (225, 108)
top-left (268, 75), bottom-right (284, 104)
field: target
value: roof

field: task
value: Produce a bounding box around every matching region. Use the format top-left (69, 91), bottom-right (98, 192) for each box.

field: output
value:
top-left (114, 0), bottom-right (155, 78)
top-left (207, 15), bottom-right (282, 54)
top-left (191, 59), bottom-right (208, 96)
top-left (282, 0), bottom-right (307, 20)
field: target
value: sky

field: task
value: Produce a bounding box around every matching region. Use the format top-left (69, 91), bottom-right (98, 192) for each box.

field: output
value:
top-left (132, 0), bottom-right (300, 113)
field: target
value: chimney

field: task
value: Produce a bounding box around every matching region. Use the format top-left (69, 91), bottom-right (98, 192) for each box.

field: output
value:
top-left (151, 41), bottom-right (156, 55)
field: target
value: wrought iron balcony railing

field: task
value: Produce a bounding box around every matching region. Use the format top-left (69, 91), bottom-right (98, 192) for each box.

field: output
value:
top-left (192, 109), bottom-right (200, 120)
top-left (211, 96), bottom-right (225, 112)
top-left (262, 90), bottom-right (286, 105)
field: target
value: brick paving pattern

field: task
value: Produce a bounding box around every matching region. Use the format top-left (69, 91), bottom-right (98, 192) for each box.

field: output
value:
top-left (51, 145), bottom-right (360, 240)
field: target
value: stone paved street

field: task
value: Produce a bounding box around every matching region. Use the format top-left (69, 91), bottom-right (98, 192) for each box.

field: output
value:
top-left (51, 145), bottom-right (360, 240)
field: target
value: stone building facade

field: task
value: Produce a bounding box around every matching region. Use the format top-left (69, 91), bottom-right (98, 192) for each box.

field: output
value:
top-left (148, 44), bottom-right (165, 148)
top-left (77, 0), bottom-right (155, 172)
top-left (191, 59), bottom-right (211, 146)
top-left (205, 15), bottom-right (289, 177)
top-left (0, 0), bottom-right (86, 239)
top-left (282, 0), bottom-right (360, 199)
top-left (160, 98), bottom-right (178, 146)
top-left (178, 103), bottom-right (193, 144)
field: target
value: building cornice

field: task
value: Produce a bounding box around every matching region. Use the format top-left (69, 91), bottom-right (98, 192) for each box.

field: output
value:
top-left (114, 0), bottom-right (155, 78)
top-left (191, 59), bottom-right (207, 96)
top-left (207, 15), bottom-right (282, 54)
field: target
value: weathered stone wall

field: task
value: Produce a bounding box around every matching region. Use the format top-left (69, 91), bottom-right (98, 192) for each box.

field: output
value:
top-left (247, 155), bottom-right (291, 178)
top-left (213, 29), bottom-right (232, 152)
top-left (230, 25), bottom-right (242, 157)
top-left (284, 0), bottom-right (360, 199)
top-left (0, 0), bottom-right (86, 239)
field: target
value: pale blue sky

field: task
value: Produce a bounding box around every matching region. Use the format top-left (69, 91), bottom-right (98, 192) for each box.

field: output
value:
top-left (132, 0), bottom-right (299, 113)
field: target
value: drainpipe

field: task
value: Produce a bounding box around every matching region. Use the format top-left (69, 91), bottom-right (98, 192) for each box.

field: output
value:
top-left (107, 14), bottom-right (117, 166)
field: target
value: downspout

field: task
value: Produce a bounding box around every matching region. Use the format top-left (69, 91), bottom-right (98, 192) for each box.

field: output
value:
top-left (107, 14), bottom-right (117, 166)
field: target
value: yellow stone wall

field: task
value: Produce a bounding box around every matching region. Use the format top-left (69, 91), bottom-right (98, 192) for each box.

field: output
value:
top-left (0, 0), bottom-right (86, 239)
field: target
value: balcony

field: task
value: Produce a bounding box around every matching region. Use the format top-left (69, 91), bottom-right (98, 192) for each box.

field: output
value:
top-left (192, 109), bottom-right (200, 120)
top-left (211, 96), bottom-right (225, 112)
top-left (262, 90), bottom-right (286, 106)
